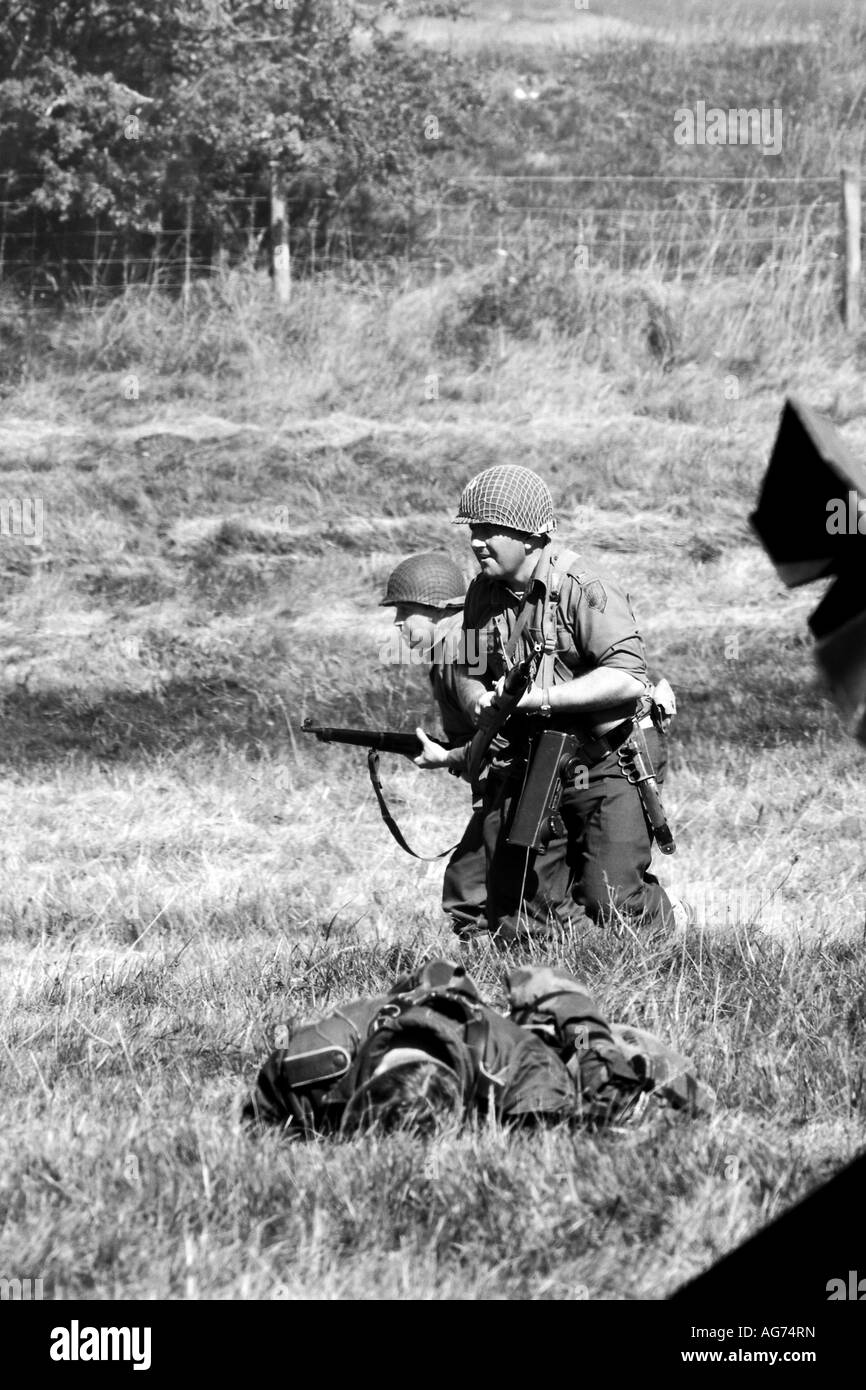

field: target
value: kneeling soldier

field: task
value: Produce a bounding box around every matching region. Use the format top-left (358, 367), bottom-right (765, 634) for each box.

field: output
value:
top-left (380, 552), bottom-right (573, 941)
top-left (379, 552), bottom-right (489, 940)
top-left (439, 463), bottom-right (677, 943)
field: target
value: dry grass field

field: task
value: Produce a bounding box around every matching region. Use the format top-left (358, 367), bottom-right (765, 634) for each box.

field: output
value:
top-left (1, 0), bottom-right (866, 1303)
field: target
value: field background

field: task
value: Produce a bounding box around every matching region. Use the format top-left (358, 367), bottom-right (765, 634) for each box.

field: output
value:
top-left (1, 0), bottom-right (866, 1300)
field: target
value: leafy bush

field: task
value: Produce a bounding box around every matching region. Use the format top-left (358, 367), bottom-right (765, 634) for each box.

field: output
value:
top-left (0, 1), bottom-right (482, 276)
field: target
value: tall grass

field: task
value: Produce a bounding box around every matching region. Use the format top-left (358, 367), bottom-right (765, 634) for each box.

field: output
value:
top-left (2, 1), bottom-right (866, 1303)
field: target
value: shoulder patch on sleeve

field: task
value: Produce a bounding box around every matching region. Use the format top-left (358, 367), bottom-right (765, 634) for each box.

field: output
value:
top-left (583, 579), bottom-right (608, 613)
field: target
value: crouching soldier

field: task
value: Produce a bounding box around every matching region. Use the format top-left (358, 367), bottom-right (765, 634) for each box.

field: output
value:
top-left (242, 959), bottom-right (713, 1137)
top-left (381, 551), bottom-right (572, 942)
top-left (379, 552), bottom-right (491, 940)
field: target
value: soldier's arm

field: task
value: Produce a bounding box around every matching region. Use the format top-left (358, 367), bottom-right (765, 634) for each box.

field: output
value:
top-left (414, 645), bottom-right (476, 771)
top-left (517, 573), bottom-right (650, 716)
top-left (517, 665), bottom-right (645, 715)
top-left (413, 727), bottom-right (469, 773)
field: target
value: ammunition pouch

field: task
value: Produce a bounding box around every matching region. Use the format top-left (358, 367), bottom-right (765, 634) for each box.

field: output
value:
top-left (650, 677), bottom-right (677, 736)
top-left (276, 1044), bottom-right (353, 1091)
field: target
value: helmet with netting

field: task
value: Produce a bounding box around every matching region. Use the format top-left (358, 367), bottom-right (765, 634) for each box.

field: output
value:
top-left (380, 552), bottom-right (466, 608)
top-left (452, 465), bottom-right (557, 535)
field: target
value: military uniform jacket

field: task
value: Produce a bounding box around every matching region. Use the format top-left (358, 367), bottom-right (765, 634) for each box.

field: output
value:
top-left (429, 609), bottom-right (476, 747)
top-left (457, 540), bottom-right (652, 770)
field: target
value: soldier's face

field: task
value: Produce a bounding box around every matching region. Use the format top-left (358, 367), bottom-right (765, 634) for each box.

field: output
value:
top-left (469, 524), bottom-right (532, 583)
top-left (393, 603), bottom-right (440, 655)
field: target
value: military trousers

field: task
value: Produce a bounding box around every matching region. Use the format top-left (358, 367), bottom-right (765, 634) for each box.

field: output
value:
top-left (481, 726), bottom-right (674, 943)
top-left (441, 805), bottom-right (489, 936)
top-left (442, 798), bottom-right (571, 939)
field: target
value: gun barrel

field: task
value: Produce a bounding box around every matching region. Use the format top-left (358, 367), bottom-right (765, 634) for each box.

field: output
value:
top-left (301, 719), bottom-right (442, 757)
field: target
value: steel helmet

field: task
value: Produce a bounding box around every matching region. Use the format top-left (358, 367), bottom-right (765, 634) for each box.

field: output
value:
top-left (380, 552), bottom-right (466, 608)
top-left (453, 464), bottom-right (557, 535)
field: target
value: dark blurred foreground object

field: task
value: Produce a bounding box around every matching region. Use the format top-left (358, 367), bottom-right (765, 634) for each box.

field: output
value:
top-left (671, 1150), bottom-right (866, 1301)
top-left (675, 397), bottom-right (866, 1303)
top-left (751, 397), bottom-right (866, 743)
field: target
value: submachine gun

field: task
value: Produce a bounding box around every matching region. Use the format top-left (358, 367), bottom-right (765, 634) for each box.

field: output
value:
top-left (505, 721), bottom-right (676, 857)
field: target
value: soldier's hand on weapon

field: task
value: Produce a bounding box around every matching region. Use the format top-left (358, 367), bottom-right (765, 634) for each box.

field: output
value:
top-left (412, 727), bottom-right (450, 769)
top-left (474, 677), bottom-right (506, 730)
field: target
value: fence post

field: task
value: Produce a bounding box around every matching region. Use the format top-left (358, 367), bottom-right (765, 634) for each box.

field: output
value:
top-left (270, 161), bottom-right (290, 305)
top-left (183, 196), bottom-right (193, 310)
top-left (91, 219), bottom-right (100, 295)
top-left (496, 215), bottom-right (505, 360)
top-left (150, 209), bottom-right (163, 291)
top-left (841, 164), bottom-right (861, 332)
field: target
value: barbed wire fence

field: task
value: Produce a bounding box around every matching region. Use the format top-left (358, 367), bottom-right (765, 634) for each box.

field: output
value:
top-left (0, 168), bottom-right (860, 327)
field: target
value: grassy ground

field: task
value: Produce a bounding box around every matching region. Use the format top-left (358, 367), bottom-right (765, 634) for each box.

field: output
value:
top-left (2, 3), bottom-right (866, 1302)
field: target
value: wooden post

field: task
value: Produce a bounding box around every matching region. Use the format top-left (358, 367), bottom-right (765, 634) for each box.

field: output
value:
top-left (182, 195), bottom-right (193, 310)
top-left (309, 202), bottom-right (318, 277)
top-left (246, 192), bottom-right (257, 262)
top-left (841, 164), bottom-right (861, 332)
top-left (91, 220), bottom-right (99, 294)
top-left (270, 161), bottom-right (290, 305)
top-left (496, 215), bottom-right (505, 361)
top-left (150, 209), bottom-right (163, 291)
top-left (434, 200), bottom-right (442, 281)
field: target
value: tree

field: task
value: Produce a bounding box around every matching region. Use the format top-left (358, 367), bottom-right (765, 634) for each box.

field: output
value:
top-left (0, 0), bottom-right (481, 273)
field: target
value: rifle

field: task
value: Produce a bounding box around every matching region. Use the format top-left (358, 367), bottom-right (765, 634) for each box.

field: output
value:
top-left (466, 641), bottom-right (544, 783)
top-left (301, 717), bottom-right (455, 861)
top-left (301, 720), bottom-right (446, 758)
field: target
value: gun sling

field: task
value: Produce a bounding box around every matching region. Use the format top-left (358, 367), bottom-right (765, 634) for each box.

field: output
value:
top-left (367, 749), bottom-right (459, 861)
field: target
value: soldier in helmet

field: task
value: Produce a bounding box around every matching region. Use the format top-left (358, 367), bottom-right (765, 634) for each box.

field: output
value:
top-left (380, 552), bottom-right (470, 763)
top-left (379, 552), bottom-right (490, 938)
top-left (416, 465), bottom-right (676, 943)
